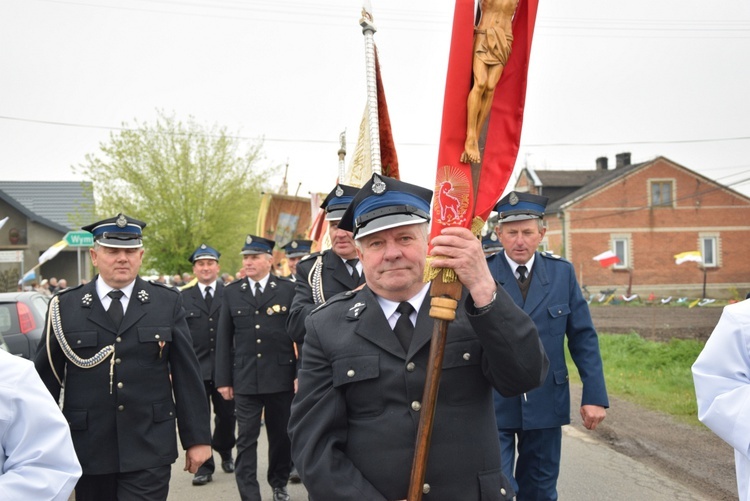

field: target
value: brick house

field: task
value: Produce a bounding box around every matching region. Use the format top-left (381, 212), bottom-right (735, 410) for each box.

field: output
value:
top-left (513, 154), bottom-right (750, 299)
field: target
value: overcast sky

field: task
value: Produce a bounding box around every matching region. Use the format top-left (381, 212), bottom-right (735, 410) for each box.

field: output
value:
top-left (2, 0), bottom-right (749, 199)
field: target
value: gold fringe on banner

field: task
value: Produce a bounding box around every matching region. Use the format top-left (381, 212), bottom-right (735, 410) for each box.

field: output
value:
top-left (423, 217), bottom-right (486, 283)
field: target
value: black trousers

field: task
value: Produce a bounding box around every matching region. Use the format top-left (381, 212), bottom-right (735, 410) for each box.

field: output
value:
top-left (197, 379), bottom-right (237, 475)
top-left (75, 465), bottom-right (171, 501)
top-left (234, 391), bottom-right (293, 501)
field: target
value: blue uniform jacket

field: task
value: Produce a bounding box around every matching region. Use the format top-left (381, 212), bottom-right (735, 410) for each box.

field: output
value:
top-left (487, 251), bottom-right (609, 430)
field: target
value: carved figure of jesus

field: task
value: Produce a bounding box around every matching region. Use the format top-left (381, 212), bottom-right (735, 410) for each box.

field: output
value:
top-left (461, 0), bottom-right (520, 164)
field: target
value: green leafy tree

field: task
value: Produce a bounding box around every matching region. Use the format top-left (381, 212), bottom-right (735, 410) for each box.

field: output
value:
top-left (75, 111), bottom-right (277, 276)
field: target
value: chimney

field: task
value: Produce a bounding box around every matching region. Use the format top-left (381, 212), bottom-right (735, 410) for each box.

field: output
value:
top-left (615, 152), bottom-right (631, 169)
top-left (596, 157), bottom-right (608, 171)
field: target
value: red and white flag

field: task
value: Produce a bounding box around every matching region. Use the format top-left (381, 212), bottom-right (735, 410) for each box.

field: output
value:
top-left (593, 250), bottom-right (620, 267)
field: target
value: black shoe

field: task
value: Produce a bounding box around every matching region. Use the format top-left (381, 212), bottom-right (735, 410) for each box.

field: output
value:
top-left (273, 486), bottom-right (290, 501)
top-left (192, 473), bottom-right (212, 486)
top-left (289, 467), bottom-right (301, 484)
top-left (221, 458), bottom-right (235, 473)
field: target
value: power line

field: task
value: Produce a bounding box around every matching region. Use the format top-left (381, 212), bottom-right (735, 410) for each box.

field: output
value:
top-left (32, 0), bottom-right (750, 38)
top-left (3, 114), bottom-right (750, 149)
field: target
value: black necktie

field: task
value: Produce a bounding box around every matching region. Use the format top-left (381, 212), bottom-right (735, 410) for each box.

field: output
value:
top-left (517, 265), bottom-right (528, 283)
top-left (346, 259), bottom-right (360, 282)
top-left (107, 290), bottom-right (124, 328)
top-left (204, 286), bottom-right (213, 310)
top-left (254, 282), bottom-right (262, 299)
top-left (393, 302), bottom-right (415, 352)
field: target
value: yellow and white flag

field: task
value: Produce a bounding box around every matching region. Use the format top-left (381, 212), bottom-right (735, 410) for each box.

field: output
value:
top-left (674, 251), bottom-right (702, 265)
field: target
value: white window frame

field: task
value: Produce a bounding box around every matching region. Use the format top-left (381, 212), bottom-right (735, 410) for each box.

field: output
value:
top-left (612, 235), bottom-right (631, 269)
top-left (699, 234), bottom-right (719, 268)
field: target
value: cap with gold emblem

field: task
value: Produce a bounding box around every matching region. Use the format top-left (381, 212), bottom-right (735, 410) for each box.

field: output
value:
top-left (240, 235), bottom-right (275, 255)
top-left (189, 243), bottom-right (221, 263)
top-left (321, 184), bottom-right (359, 221)
top-left (281, 239), bottom-right (312, 258)
top-left (81, 213), bottom-right (146, 248)
top-left (338, 173), bottom-right (433, 240)
top-left (494, 192), bottom-right (549, 223)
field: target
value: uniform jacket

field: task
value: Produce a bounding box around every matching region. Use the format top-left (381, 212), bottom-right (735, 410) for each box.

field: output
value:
top-left (692, 300), bottom-right (750, 501)
top-left (288, 285), bottom-right (548, 501)
top-left (286, 250), bottom-right (365, 346)
top-left (182, 282), bottom-right (224, 381)
top-left (34, 276), bottom-right (211, 475)
top-left (487, 251), bottom-right (609, 430)
top-left (215, 275), bottom-right (296, 395)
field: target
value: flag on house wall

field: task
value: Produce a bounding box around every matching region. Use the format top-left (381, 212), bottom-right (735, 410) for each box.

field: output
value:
top-left (593, 250), bottom-right (620, 267)
top-left (674, 251), bottom-right (702, 265)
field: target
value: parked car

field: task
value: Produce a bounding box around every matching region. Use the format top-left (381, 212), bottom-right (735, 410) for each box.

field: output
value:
top-left (0, 291), bottom-right (50, 359)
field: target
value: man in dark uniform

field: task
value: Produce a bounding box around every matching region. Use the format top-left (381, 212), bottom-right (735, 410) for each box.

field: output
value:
top-left (487, 192), bottom-right (609, 500)
top-left (34, 213), bottom-right (211, 501)
top-left (286, 184), bottom-right (365, 348)
top-left (215, 235), bottom-right (296, 501)
top-left (278, 237), bottom-right (312, 483)
top-left (289, 174), bottom-right (549, 501)
top-left (182, 244), bottom-right (237, 486)
top-left (280, 239), bottom-right (313, 280)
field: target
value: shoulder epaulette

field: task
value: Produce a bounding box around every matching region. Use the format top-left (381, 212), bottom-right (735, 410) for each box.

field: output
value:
top-left (149, 280), bottom-right (180, 293)
top-left (309, 289), bottom-right (357, 315)
top-left (299, 251), bottom-right (322, 264)
top-left (225, 279), bottom-right (244, 288)
top-left (541, 251), bottom-right (562, 260)
top-left (54, 282), bottom-right (85, 297)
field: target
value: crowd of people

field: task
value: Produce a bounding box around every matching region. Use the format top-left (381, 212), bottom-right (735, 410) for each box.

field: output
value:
top-left (28, 276), bottom-right (70, 295)
top-left (4, 174), bottom-right (745, 501)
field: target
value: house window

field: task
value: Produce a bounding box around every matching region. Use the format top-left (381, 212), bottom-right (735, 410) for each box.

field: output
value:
top-left (613, 237), bottom-right (629, 269)
top-left (650, 180), bottom-right (673, 207)
top-left (701, 236), bottom-right (718, 267)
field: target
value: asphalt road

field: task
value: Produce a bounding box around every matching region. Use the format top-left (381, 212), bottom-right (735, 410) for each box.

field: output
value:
top-left (165, 421), bottom-right (718, 500)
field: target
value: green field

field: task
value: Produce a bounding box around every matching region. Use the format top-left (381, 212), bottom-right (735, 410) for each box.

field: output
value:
top-left (565, 333), bottom-right (705, 426)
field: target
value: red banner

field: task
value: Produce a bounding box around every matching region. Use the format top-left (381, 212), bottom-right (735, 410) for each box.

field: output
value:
top-left (376, 51), bottom-right (400, 179)
top-left (429, 0), bottom-right (539, 243)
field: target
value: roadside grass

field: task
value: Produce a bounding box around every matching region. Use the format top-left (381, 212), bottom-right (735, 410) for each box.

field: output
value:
top-left (565, 332), bottom-right (704, 427)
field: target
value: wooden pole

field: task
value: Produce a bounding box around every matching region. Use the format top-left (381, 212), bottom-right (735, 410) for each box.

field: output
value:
top-left (407, 278), bottom-right (463, 500)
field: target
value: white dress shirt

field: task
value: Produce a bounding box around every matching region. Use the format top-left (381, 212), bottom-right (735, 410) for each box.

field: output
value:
top-left (96, 278), bottom-right (136, 314)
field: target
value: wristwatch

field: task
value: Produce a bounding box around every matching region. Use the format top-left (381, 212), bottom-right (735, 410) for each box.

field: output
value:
top-left (474, 289), bottom-right (497, 313)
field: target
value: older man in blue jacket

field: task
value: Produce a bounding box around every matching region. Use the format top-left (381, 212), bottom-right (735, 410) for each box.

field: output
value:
top-left (487, 192), bottom-right (609, 501)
